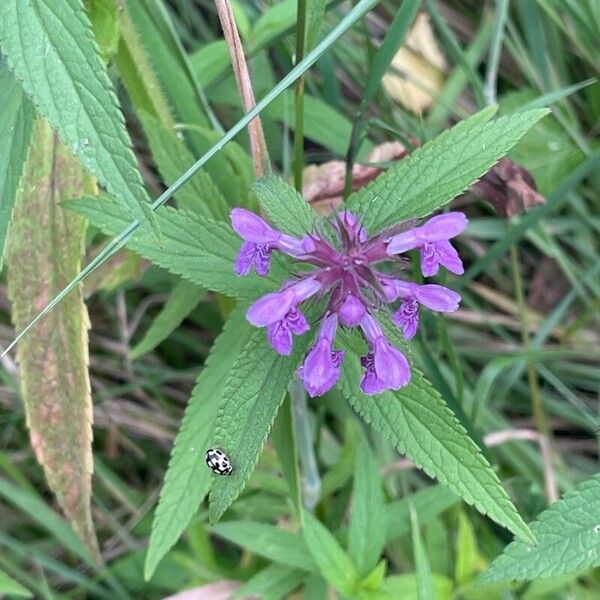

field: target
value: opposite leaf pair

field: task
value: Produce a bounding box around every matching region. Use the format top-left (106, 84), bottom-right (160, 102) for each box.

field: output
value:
top-left (231, 207), bottom-right (466, 397)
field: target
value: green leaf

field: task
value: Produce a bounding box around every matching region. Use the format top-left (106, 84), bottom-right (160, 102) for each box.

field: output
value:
top-left (410, 505), bottom-right (435, 600)
top-left (66, 195), bottom-right (284, 300)
top-left (212, 521), bottom-right (316, 572)
top-left (0, 62), bottom-right (34, 271)
top-left (360, 0), bottom-right (420, 107)
top-left (144, 306), bottom-right (254, 580)
top-left (0, 569), bottom-right (32, 598)
top-left (348, 437), bottom-right (387, 576)
top-left (6, 119), bottom-right (99, 562)
top-left (302, 510), bottom-right (359, 596)
top-left (130, 280), bottom-right (203, 359)
top-left (338, 328), bottom-right (534, 545)
top-left (455, 511), bottom-right (479, 584)
top-left (0, 0), bottom-right (159, 237)
top-left (139, 112), bottom-right (230, 221)
top-left (88, 0), bottom-right (120, 62)
top-left (271, 397), bottom-right (302, 517)
top-left (347, 107), bottom-right (549, 232)
top-left (386, 486), bottom-right (459, 542)
top-left (209, 326), bottom-right (315, 523)
top-left (254, 175), bottom-right (315, 237)
top-left (481, 473), bottom-right (600, 582)
top-left (233, 564), bottom-right (306, 600)
top-left (115, 3), bottom-right (175, 127)
top-left (377, 574), bottom-right (454, 600)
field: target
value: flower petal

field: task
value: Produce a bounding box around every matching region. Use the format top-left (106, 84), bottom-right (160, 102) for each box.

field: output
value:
top-left (435, 240), bottom-right (464, 275)
top-left (246, 290), bottom-right (294, 326)
top-left (231, 208), bottom-right (279, 243)
top-left (413, 284), bottom-right (460, 312)
top-left (386, 229), bottom-right (421, 255)
top-left (420, 212), bottom-right (468, 241)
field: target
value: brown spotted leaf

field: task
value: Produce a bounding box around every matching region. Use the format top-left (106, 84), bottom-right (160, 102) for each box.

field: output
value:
top-left (6, 119), bottom-right (100, 562)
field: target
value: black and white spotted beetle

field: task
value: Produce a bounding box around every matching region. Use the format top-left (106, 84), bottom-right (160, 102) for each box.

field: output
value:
top-left (205, 448), bottom-right (233, 475)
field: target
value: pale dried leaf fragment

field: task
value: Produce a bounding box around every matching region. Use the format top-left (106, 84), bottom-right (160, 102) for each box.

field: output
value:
top-left (382, 13), bottom-right (447, 114)
top-left (6, 119), bottom-right (100, 562)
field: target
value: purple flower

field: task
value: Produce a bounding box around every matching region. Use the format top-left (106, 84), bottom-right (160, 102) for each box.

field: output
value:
top-left (246, 278), bottom-right (321, 355)
top-left (387, 212), bottom-right (468, 277)
top-left (382, 279), bottom-right (461, 340)
top-left (298, 313), bottom-right (344, 397)
top-left (359, 314), bottom-right (410, 394)
top-left (339, 293), bottom-right (366, 327)
top-left (230, 204), bottom-right (466, 395)
top-left (231, 208), bottom-right (308, 277)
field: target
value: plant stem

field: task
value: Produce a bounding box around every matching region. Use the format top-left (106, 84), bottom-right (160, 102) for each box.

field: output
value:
top-left (510, 244), bottom-right (550, 441)
top-left (289, 376), bottom-right (321, 511)
top-left (484, 0), bottom-right (510, 106)
top-left (293, 0), bottom-right (307, 192)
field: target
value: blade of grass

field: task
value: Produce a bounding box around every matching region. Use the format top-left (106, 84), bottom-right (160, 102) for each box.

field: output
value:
top-left (1, 0), bottom-right (380, 359)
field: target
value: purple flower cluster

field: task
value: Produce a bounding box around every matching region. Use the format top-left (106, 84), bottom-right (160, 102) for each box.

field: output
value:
top-left (231, 207), bottom-right (467, 396)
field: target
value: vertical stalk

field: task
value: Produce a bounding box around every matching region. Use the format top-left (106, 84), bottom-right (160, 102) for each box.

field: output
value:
top-left (293, 0), bottom-right (308, 191)
top-left (510, 245), bottom-right (550, 440)
top-left (289, 376), bottom-right (321, 511)
top-left (484, 0), bottom-right (509, 105)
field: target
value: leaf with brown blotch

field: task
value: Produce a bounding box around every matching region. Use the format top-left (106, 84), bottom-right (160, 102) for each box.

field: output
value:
top-left (6, 119), bottom-right (100, 563)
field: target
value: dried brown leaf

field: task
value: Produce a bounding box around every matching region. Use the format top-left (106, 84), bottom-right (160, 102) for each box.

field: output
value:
top-left (6, 119), bottom-right (100, 562)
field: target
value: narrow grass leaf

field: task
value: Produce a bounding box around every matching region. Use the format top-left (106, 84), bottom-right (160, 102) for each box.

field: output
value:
top-left (254, 175), bottom-right (315, 237)
top-left (0, 63), bottom-right (34, 271)
top-left (130, 280), bottom-right (203, 359)
top-left (66, 195), bottom-right (283, 300)
top-left (6, 120), bottom-right (99, 561)
top-left (233, 564), bottom-right (306, 600)
top-left (338, 329), bottom-right (534, 545)
top-left (212, 521), bottom-right (316, 572)
top-left (302, 510), bottom-right (359, 596)
top-left (0, 569), bottom-right (32, 598)
top-left (410, 505), bottom-right (435, 600)
top-left (347, 108), bottom-right (549, 232)
top-left (481, 473), bottom-right (600, 582)
top-left (361, 0), bottom-right (421, 108)
top-left (348, 437), bottom-right (387, 576)
top-left (209, 327), bottom-right (315, 523)
top-left (144, 306), bottom-right (254, 580)
top-left (0, 0), bottom-right (159, 237)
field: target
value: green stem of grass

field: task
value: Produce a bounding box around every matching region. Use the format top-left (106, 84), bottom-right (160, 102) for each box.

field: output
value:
top-left (294, 0), bottom-right (307, 192)
top-left (510, 244), bottom-right (550, 440)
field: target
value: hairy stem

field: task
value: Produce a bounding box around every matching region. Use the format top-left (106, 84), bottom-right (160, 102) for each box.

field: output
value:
top-left (289, 376), bottom-right (321, 511)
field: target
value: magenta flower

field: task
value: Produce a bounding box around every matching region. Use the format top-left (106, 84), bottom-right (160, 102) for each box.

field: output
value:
top-left (359, 313), bottom-right (410, 394)
top-left (381, 279), bottom-right (461, 340)
top-left (298, 313), bottom-right (344, 397)
top-left (231, 208), bottom-right (309, 276)
top-left (246, 278), bottom-right (321, 355)
top-left (232, 205), bottom-right (467, 396)
top-left (387, 212), bottom-right (468, 277)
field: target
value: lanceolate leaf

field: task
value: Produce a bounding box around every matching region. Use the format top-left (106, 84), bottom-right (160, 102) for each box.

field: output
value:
top-left (212, 521), bottom-right (317, 572)
top-left (6, 119), bottom-right (99, 561)
top-left (66, 195), bottom-right (286, 300)
top-left (144, 306), bottom-right (254, 580)
top-left (253, 175), bottom-right (315, 237)
top-left (209, 327), bottom-right (315, 523)
top-left (347, 107), bottom-right (549, 232)
top-left (302, 510), bottom-right (359, 597)
top-left (348, 437), bottom-right (387, 576)
top-left (139, 113), bottom-right (230, 221)
top-left (0, 568), bottom-right (32, 598)
top-left (0, 0), bottom-right (158, 236)
top-left (338, 328), bottom-right (534, 545)
top-left (130, 279), bottom-right (204, 359)
top-left (481, 473), bottom-right (600, 582)
top-left (0, 63), bottom-right (34, 271)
